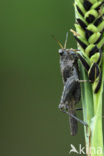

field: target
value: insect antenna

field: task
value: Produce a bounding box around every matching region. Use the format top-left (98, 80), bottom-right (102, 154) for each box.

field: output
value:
top-left (64, 32), bottom-right (69, 49)
top-left (51, 35), bottom-right (64, 49)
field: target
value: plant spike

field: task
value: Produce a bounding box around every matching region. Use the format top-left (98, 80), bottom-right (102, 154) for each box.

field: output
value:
top-left (72, 0), bottom-right (104, 155)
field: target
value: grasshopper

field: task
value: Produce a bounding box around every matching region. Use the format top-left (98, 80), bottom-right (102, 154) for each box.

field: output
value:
top-left (53, 33), bottom-right (87, 136)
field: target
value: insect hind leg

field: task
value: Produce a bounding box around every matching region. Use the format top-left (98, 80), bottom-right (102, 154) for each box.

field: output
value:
top-left (59, 76), bottom-right (78, 110)
top-left (61, 109), bottom-right (88, 127)
top-left (68, 100), bottom-right (78, 136)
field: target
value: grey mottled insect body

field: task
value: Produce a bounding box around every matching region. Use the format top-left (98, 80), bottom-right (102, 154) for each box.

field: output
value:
top-left (59, 49), bottom-right (81, 136)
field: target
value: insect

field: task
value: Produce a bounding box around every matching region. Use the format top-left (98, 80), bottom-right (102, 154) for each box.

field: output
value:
top-left (53, 33), bottom-right (84, 136)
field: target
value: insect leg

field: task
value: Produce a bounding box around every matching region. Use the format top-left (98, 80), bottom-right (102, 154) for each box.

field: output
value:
top-left (74, 83), bottom-right (81, 103)
top-left (68, 108), bottom-right (82, 111)
top-left (61, 109), bottom-right (88, 127)
top-left (76, 108), bottom-right (82, 111)
top-left (59, 76), bottom-right (81, 135)
top-left (68, 100), bottom-right (78, 136)
top-left (59, 76), bottom-right (78, 109)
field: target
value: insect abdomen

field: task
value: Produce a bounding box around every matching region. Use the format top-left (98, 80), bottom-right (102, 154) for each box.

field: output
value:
top-left (68, 102), bottom-right (78, 136)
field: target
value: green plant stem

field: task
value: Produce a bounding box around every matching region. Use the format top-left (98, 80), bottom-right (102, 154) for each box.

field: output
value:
top-left (91, 54), bottom-right (104, 156)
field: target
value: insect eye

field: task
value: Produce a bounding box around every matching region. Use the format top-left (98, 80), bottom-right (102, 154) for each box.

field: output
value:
top-left (58, 49), bottom-right (64, 55)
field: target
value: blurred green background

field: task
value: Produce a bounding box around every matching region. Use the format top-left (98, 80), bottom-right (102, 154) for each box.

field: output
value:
top-left (0, 0), bottom-right (85, 156)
